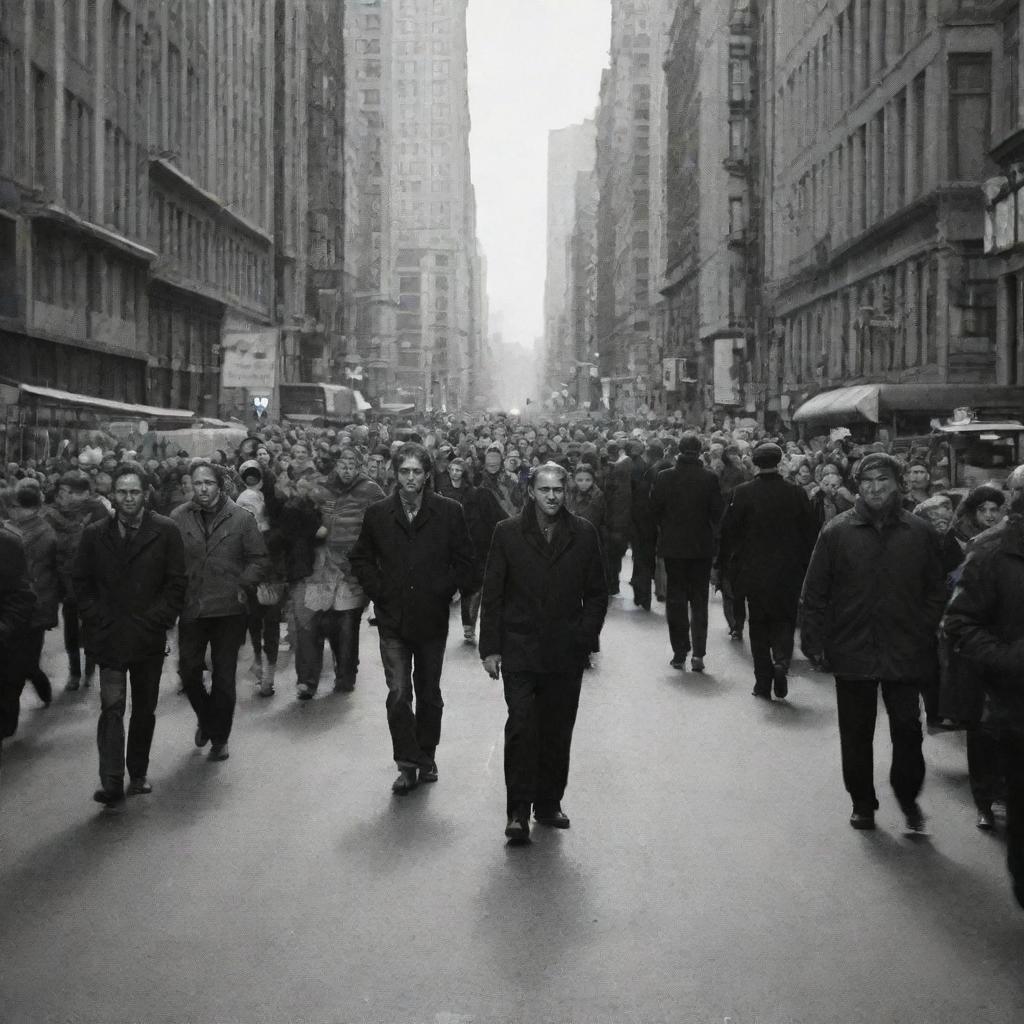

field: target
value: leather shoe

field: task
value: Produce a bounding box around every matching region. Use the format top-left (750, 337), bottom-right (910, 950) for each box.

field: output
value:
top-left (419, 761), bottom-right (439, 783)
top-left (849, 809), bottom-right (876, 830)
top-left (669, 658), bottom-right (686, 670)
top-left (504, 806), bottom-right (531, 844)
top-left (690, 656), bottom-right (705, 673)
top-left (194, 725), bottom-right (209, 748)
top-left (93, 787), bottom-right (125, 808)
top-left (535, 806), bottom-right (570, 829)
top-left (392, 768), bottom-right (418, 794)
top-left (772, 663), bottom-right (788, 699)
top-left (976, 806), bottom-right (996, 831)
top-left (751, 687), bottom-right (772, 700)
top-left (208, 742), bottom-right (229, 762)
top-left (127, 777), bottom-right (152, 796)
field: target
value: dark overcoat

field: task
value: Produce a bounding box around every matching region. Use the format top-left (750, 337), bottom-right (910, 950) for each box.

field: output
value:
top-left (72, 510), bottom-right (187, 669)
top-left (479, 503), bottom-right (608, 674)
top-left (349, 489), bottom-right (478, 643)
top-left (718, 473), bottom-right (818, 613)
top-left (649, 456), bottom-right (724, 560)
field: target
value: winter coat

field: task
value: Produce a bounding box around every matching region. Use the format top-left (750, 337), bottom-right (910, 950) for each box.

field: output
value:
top-left (319, 472), bottom-right (386, 578)
top-left (630, 456), bottom-right (661, 541)
top-left (0, 527), bottom-right (37, 740)
top-left (717, 473), bottom-right (818, 614)
top-left (72, 511), bottom-right (187, 669)
top-left (349, 489), bottom-right (478, 643)
top-left (44, 498), bottom-right (110, 599)
top-left (800, 499), bottom-right (946, 680)
top-left (439, 481), bottom-right (507, 574)
top-left (479, 502), bottom-right (608, 674)
top-left (567, 486), bottom-right (607, 542)
top-left (650, 456), bottom-right (725, 560)
top-left (603, 457), bottom-right (633, 539)
top-left (943, 514), bottom-right (1024, 727)
top-left (275, 495), bottom-right (323, 583)
top-left (170, 496), bottom-right (269, 621)
top-left (15, 512), bottom-right (60, 630)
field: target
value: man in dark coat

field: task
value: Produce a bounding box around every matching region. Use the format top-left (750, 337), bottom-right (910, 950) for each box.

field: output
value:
top-left (602, 441), bottom-right (633, 595)
top-left (944, 493), bottom-right (1024, 909)
top-left (801, 453), bottom-right (947, 834)
top-left (350, 443), bottom-right (478, 795)
top-left (650, 433), bottom-right (724, 672)
top-left (718, 442), bottom-right (817, 700)
top-left (480, 462), bottom-right (608, 843)
top-left (627, 440), bottom-right (665, 611)
top-left (0, 526), bottom-right (37, 758)
top-left (73, 464), bottom-right (187, 806)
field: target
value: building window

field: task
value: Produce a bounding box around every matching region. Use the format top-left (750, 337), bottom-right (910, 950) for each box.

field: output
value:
top-left (32, 65), bottom-right (49, 187)
top-left (1004, 5), bottom-right (1021, 136)
top-left (0, 216), bottom-right (17, 318)
top-left (948, 54), bottom-right (992, 181)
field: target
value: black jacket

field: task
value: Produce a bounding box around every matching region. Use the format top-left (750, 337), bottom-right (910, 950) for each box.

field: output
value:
top-left (943, 514), bottom-right (1024, 727)
top-left (72, 510), bottom-right (188, 670)
top-left (800, 499), bottom-right (946, 680)
top-left (718, 473), bottom-right (818, 613)
top-left (479, 502), bottom-right (608, 673)
top-left (650, 456), bottom-right (724, 560)
top-left (0, 528), bottom-right (37, 740)
top-left (350, 489), bottom-right (478, 642)
top-left (438, 482), bottom-right (507, 573)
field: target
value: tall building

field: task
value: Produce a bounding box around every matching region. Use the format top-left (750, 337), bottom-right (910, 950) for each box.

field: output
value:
top-left (761, 0), bottom-right (1020, 433)
top-left (659, 0), bottom-right (757, 427)
top-left (594, 0), bottom-right (667, 415)
top-left (541, 119), bottom-right (596, 401)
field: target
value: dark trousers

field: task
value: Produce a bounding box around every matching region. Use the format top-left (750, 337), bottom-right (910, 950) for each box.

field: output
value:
top-left (502, 668), bottom-right (584, 816)
top-left (461, 589), bottom-right (482, 629)
top-left (246, 588), bottom-right (281, 663)
top-left (835, 678), bottom-right (925, 812)
top-left (721, 578), bottom-right (746, 635)
top-left (664, 557), bottom-right (712, 659)
top-left (379, 631), bottom-right (447, 768)
top-left (15, 627), bottom-right (49, 695)
top-left (747, 595), bottom-right (795, 691)
top-left (967, 721), bottom-right (1004, 810)
top-left (606, 534), bottom-right (629, 594)
top-left (62, 599), bottom-right (94, 677)
top-left (294, 607), bottom-right (361, 690)
top-left (998, 727), bottom-right (1024, 898)
top-left (97, 656), bottom-right (164, 790)
top-left (630, 532), bottom-right (656, 609)
top-left (178, 615), bottom-right (247, 745)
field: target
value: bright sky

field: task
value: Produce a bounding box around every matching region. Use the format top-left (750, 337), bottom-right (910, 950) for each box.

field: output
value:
top-left (467, 0), bottom-right (611, 351)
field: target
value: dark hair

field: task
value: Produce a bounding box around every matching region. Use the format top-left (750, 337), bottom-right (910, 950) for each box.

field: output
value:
top-left (58, 469), bottom-right (93, 494)
top-left (111, 461), bottom-right (148, 489)
top-left (960, 484), bottom-right (1005, 516)
top-left (677, 433), bottom-right (703, 456)
top-left (394, 442), bottom-right (432, 474)
top-left (188, 458), bottom-right (227, 486)
top-left (14, 477), bottom-right (43, 508)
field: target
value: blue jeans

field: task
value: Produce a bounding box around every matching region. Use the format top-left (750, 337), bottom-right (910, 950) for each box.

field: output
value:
top-left (379, 631), bottom-right (447, 768)
top-left (178, 615), bottom-right (247, 745)
top-left (98, 656), bottom-right (164, 789)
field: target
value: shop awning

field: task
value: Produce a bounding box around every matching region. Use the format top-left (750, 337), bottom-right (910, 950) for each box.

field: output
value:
top-left (377, 402), bottom-right (415, 413)
top-left (19, 384), bottom-right (195, 421)
top-left (793, 385), bottom-right (881, 424)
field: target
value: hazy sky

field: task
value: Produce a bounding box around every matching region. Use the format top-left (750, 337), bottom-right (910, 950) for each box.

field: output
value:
top-left (466, 0), bottom-right (611, 351)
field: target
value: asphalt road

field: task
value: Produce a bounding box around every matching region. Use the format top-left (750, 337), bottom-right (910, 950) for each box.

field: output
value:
top-left (2, 568), bottom-right (1024, 1023)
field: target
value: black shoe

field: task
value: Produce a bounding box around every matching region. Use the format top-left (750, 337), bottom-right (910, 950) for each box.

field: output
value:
top-left (772, 663), bottom-right (788, 699)
top-left (93, 786), bottom-right (125, 808)
top-left (903, 802), bottom-right (930, 837)
top-left (419, 761), bottom-right (439, 783)
top-left (751, 687), bottom-right (772, 700)
top-left (690, 656), bottom-right (705, 673)
top-left (127, 777), bottom-right (153, 796)
top-left (65, 674), bottom-right (81, 692)
top-left (297, 684), bottom-right (314, 701)
top-left (392, 768), bottom-right (418, 794)
top-left (729, 629), bottom-right (744, 641)
top-left (504, 806), bottom-right (531, 844)
top-left (976, 806), bottom-right (996, 831)
top-left (850, 808), bottom-right (876, 830)
top-left (333, 677), bottom-right (356, 693)
top-left (208, 742), bottom-right (229, 762)
top-left (194, 726), bottom-right (209, 748)
top-left (535, 806), bottom-right (570, 829)
top-left (670, 658), bottom-right (686, 670)
top-left (32, 673), bottom-right (53, 706)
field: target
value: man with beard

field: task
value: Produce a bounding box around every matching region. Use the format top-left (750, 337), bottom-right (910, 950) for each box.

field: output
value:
top-left (480, 462), bottom-right (608, 843)
top-left (801, 453), bottom-right (946, 834)
top-left (718, 442), bottom-right (817, 700)
top-left (293, 447), bottom-right (384, 699)
top-left (350, 443), bottom-right (477, 795)
top-left (171, 460), bottom-right (268, 762)
top-left (74, 464), bottom-right (187, 806)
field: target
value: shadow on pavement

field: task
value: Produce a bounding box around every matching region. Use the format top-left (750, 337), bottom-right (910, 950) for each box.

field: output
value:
top-left (264, 690), bottom-right (357, 736)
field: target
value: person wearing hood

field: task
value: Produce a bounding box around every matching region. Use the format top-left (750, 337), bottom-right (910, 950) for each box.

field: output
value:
top-left (292, 447), bottom-right (384, 699)
top-left (801, 453), bottom-right (946, 834)
top-left (171, 460), bottom-right (269, 762)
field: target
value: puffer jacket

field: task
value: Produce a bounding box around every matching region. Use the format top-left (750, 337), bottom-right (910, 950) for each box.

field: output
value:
top-left (800, 499), bottom-right (946, 680)
top-left (943, 514), bottom-right (1024, 727)
top-left (14, 512), bottom-right (60, 630)
top-left (170, 496), bottom-right (269, 621)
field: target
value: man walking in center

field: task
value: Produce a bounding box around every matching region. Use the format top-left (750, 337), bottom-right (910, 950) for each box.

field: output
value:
top-left (74, 463), bottom-right (187, 806)
top-left (717, 441), bottom-right (817, 700)
top-left (480, 462), bottom-right (608, 844)
top-left (350, 442), bottom-right (478, 795)
top-left (801, 453), bottom-right (946, 834)
top-left (650, 433), bottom-right (724, 672)
top-left (172, 460), bottom-right (268, 762)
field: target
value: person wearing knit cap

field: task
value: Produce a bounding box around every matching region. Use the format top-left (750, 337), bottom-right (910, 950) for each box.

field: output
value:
top-left (800, 448), bottom-right (945, 834)
top-left (718, 440), bottom-right (817, 700)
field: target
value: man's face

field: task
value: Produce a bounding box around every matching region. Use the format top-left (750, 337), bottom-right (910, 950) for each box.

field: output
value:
top-left (113, 473), bottom-right (145, 520)
top-left (397, 457), bottom-right (426, 498)
top-left (926, 508), bottom-right (953, 534)
top-left (531, 468), bottom-right (566, 518)
top-left (57, 485), bottom-right (86, 510)
top-left (858, 468), bottom-right (899, 511)
top-left (448, 462), bottom-right (464, 483)
top-left (257, 448), bottom-right (271, 466)
top-left (192, 466), bottom-right (221, 508)
top-left (367, 454), bottom-right (385, 480)
top-left (908, 466), bottom-right (930, 489)
top-left (292, 444), bottom-right (309, 463)
top-left (567, 452), bottom-right (580, 468)
top-left (336, 454), bottom-right (359, 485)
top-left (484, 451), bottom-right (501, 473)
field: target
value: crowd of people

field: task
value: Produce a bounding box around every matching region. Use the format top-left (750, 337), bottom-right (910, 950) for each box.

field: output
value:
top-left (0, 410), bottom-right (1022, 907)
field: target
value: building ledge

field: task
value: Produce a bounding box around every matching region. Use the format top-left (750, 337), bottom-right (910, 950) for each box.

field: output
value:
top-left (150, 157), bottom-right (273, 246)
top-left (27, 203), bottom-right (157, 262)
top-left (991, 126), bottom-right (1024, 165)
